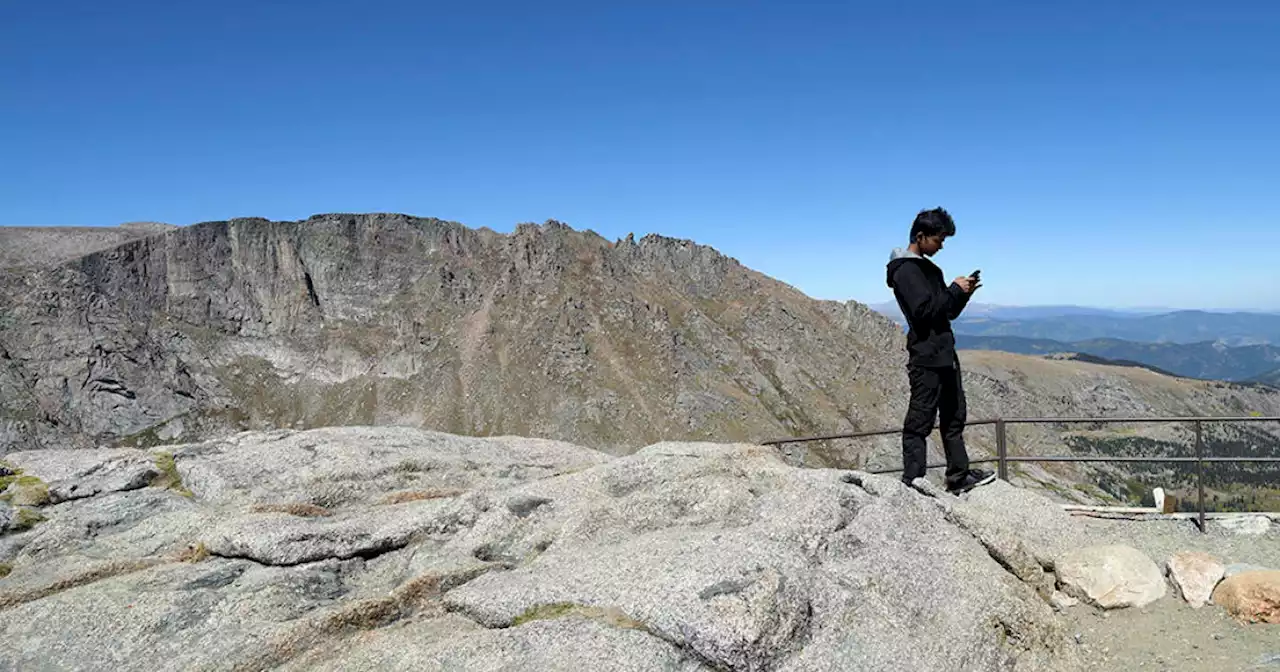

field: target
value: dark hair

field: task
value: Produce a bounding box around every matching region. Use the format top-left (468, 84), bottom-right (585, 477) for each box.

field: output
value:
top-left (909, 207), bottom-right (956, 243)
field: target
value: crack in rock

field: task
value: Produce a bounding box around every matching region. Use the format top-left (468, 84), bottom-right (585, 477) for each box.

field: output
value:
top-left (228, 563), bottom-right (501, 671)
top-left (943, 507), bottom-right (1054, 596)
top-left (698, 578), bottom-right (752, 600)
top-left (208, 535), bottom-right (414, 568)
top-left (203, 501), bottom-right (482, 567)
top-left (0, 557), bottom-right (168, 611)
top-left (456, 600), bottom-right (726, 671)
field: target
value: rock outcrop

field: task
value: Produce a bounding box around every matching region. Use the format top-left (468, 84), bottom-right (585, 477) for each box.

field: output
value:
top-left (0, 426), bottom-right (1090, 672)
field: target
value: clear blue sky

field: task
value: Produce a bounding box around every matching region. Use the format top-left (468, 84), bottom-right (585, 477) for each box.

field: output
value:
top-left (3, 1), bottom-right (1277, 310)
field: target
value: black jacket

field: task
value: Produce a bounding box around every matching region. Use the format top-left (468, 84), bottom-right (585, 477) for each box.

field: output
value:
top-left (885, 248), bottom-right (973, 368)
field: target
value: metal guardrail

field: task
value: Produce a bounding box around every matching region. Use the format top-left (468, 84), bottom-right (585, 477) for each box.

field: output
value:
top-left (762, 416), bottom-right (1280, 532)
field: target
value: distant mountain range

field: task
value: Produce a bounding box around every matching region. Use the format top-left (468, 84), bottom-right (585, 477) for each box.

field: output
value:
top-left (869, 302), bottom-right (1183, 321)
top-left (871, 303), bottom-right (1280, 347)
top-left (954, 335), bottom-right (1280, 385)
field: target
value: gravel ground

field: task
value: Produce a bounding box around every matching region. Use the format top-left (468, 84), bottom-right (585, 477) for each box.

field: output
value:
top-left (1060, 515), bottom-right (1280, 671)
top-left (1078, 516), bottom-right (1280, 569)
top-left (1062, 598), bottom-right (1279, 671)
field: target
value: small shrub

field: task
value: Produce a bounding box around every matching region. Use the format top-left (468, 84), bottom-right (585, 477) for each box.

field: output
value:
top-left (12, 507), bottom-right (45, 532)
top-left (513, 602), bottom-right (579, 626)
top-left (511, 602), bottom-right (651, 632)
top-left (150, 452), bottom-right (193, 497)
top-left (0, 562), bottom-right (11, 579)
top-left (393, 460), bottom-right (431, 474)
top-left (249, 503), bottom-right (333, 517)
top-left (175, 542), bottom-right (209, 563)
top-left (0, 475), bottom-right (49, 506)
top-left (0, 463), bottom-right (19, 492)
top-left (378, 488), bottom-right (465, 505)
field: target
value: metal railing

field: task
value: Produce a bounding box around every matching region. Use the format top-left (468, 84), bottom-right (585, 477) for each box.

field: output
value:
top-left (762, 415), bottom-right (1280, 532)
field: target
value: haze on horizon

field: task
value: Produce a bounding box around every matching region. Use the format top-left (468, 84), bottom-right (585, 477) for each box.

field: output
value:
top-left (3, 1), bottom-right (1276, 312)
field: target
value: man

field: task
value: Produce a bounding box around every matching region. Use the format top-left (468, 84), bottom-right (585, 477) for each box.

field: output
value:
top-left (885, 207), bottom-right (996, 494)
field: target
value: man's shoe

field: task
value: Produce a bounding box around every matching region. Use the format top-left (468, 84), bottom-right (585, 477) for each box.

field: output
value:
top-left (946, 468), bottom-right (997, 495)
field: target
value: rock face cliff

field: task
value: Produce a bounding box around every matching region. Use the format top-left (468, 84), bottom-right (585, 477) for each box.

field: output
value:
top-left (0, 214), bottom-right (907, 456)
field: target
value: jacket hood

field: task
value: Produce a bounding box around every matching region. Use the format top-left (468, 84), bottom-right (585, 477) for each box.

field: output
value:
top-left (886, 247), bottom-right (935, 287)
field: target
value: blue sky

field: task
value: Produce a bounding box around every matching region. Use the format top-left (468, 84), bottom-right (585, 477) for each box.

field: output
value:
top-left (3, 1), bottom-right (1277, 310)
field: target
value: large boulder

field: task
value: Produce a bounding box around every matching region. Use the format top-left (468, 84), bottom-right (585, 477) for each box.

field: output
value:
top-left (1212, 570), bottom-right (1280, 624)
top-left (1054, 544), bottom-right (1166, 609)
top-left (1165, 551), bottom-right (1225, 608)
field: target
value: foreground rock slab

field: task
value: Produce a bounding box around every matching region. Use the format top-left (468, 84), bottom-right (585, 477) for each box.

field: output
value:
top-left (0, 427), bottom-right (1092, 671)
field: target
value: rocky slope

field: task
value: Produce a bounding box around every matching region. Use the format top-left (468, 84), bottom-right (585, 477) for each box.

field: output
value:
top-left (2, 214), bottom-right (1278, 493)
top-left (2, 427), bottom-right (1277, 671)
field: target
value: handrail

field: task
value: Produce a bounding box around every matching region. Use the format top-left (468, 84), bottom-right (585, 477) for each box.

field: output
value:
top-left (760, 415), bottom-right (1280, 532)
top-left (760, 415), bottom-right (1280, 446)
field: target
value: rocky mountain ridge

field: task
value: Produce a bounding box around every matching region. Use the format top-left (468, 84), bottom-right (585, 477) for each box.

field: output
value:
top-left (0, 213), bottom-right (910, 455)
top-left (956, 335), bottom-right (1280, 383)
top-left (1, 214), bottom-right (1278, 504)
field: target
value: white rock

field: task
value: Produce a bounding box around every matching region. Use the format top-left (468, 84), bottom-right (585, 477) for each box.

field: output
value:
top-left (1050, 591), bottom-right (1080, 610)
top-left (1214, 515), bottom-right (1272, 536)
top-left (1055, 544), bottom-right (1166, 609)
top-left (1166, 551), bottom-right (1225, 608)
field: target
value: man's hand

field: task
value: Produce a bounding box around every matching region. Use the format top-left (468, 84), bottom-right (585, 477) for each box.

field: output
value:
top-left (953, 276), bottom-right (980, 294)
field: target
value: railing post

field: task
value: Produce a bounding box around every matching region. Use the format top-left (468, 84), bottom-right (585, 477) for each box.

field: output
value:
top-left (996, 419), bottom-right (1008, 481)
top-left (1195, 420), bottom-right (1205, 533)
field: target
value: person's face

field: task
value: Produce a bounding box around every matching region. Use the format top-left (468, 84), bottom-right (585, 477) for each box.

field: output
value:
top-left (918, 233), bottom-right (946, 256)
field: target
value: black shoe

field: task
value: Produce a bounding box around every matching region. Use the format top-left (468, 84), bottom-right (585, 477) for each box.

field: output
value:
top-left (946, 468), bottom-right (996, 494)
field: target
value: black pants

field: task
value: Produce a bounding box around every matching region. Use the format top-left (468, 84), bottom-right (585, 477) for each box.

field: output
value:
top-left (901, 363), bottom-right (971, 484)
